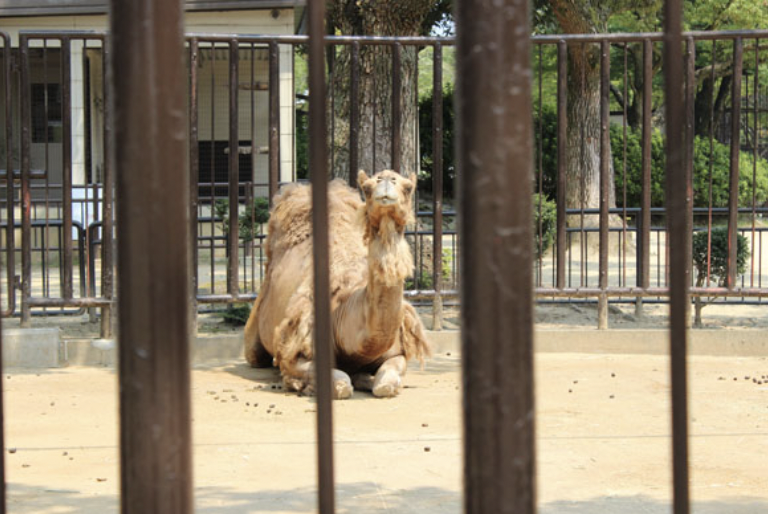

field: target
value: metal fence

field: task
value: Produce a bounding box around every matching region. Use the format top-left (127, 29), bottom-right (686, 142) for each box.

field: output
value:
top-left (0, 0), bottom-right (757, 512)
top-left (1, 26), bottom-right (767, 334)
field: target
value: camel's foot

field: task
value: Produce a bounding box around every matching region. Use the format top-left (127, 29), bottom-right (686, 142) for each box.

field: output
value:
top-left (333, 369), bottom-right (354, 400)
top-left (372, 369), bottom-right (402, 398)
top-left (371, 355), bottom-right (407, 398)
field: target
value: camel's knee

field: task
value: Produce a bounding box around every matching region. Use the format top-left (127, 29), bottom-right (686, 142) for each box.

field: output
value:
top-left (372, 356), bottom-right (406, 398)
top-left (332, 369), bottom-right (354, 400)
top-left (245, 338), bottom-right (272, 368)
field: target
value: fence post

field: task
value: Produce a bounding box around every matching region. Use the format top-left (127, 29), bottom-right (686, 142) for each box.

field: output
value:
top-left (19, 36), bottom-right (31, 327)
top-left (432, 43), bottom-right (444, 331)
top-left (457, 0), bottom-right (536, 511)
top-left (598, 39), bottom-right (610, 330)
top-left (110, 0), bottom-right (193, 511)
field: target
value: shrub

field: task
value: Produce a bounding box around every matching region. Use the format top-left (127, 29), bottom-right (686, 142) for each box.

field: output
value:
top-left (692, 227), bottom-right (748, 286)
top-left (533, 193), bottom-right (557, 259)
top-left (215, 197), bottom-right (270, 243)
top-left (222, 303), bottom-right (252, 326)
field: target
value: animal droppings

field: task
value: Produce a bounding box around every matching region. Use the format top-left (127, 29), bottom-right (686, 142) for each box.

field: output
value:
top-left (573, 380), bottom-right (578, 384)
top-left (50, 402), bottom-right (55, 407)
top-left (8, 448), bottom-right (16, 454)
top-left (424, 447), bottom-right (431, 452)
top-left (421, 423), bottom-right (429, 428)
top-left (96, 478), bottom-right (107, 482)
top-left (609, 395), bottom-right (615, 399)
top-left (611, 373), bottom-right (615, 378)
top-left (275, 411), bottom-right (283, 415)
top-left (568, 389), bottom-right (572, 393)
top-left (271, 385), bottom-right (277, 390)
top-left (446, 352), bottom-right (451, 356)
top-left (21, 464), bottom-right (30, 468)
top-left (207, 391), bottom-right (216, 395)
top-left (269, 404), bottom-right (276, 409)
top-left (267, 410), bottom-right (272, 414)
top-left (246, 402), bottom-right (250, 406)
top-left (62, 452), bottom-right (68, 456)
top-left (223, 389), bottom-right (234, 393)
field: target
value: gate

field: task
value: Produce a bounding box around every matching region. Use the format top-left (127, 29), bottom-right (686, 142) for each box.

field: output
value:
top-left (0, 0), bottom-right (765, 511)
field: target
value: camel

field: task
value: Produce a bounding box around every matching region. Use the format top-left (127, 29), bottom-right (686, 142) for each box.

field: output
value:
top-left (244, 169), bottom-right (431, 399)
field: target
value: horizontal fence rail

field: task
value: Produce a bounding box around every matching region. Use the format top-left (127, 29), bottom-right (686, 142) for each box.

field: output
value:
top-left (1, 29), bottom-right (767, 332)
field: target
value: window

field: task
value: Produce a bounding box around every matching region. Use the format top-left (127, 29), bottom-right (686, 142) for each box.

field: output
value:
top-left (31, 83), bottom-right (63, 143)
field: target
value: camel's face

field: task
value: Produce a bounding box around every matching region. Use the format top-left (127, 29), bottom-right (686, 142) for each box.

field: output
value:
top-left (357, 169), bottom-right (416, 217)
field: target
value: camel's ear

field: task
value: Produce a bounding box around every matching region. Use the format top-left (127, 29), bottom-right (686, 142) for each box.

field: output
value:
top-left (358, 169), bottom-right (372, 196)
top-left (403, 172), bottom-right (417, 196)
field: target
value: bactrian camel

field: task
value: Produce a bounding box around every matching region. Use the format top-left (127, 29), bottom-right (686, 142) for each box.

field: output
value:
top-left (244, 170), bottom-right (431, 398)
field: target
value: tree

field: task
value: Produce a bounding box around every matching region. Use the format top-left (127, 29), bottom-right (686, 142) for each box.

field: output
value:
top-left (325, 1), bottom-right (451, 182)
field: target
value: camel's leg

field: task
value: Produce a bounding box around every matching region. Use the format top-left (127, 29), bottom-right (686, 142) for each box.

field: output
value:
top-left (372, 355), bottom-right (407, 398)
top-left (281, 357), bottom-right (354, 400)
top-left (244, 297), bottom-right (272, 368)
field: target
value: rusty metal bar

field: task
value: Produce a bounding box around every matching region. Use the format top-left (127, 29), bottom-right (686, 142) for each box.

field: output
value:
top-left (61, 37), bottom-right (73, 299)
top-left (639, 39), bottom-right (652, 291)
top-left (432, 43), bottom-right (444, 331)
top-left (308, 1), bottom-right (335, 512)
top-left (348, 41), bottom-right (360, 187)
top-left (19, 36), bottom-right (31, 326)
top-left (109, 0), bottom-right (193, 512)
top-left (268, 41), bottom-right (280, 204)
top-left (391, 43), bottom-right (402, 173)
top-left (598, 40), bottom-right (610, 329)
top-left (2, 33), bottom-right (14, 317)
top-left (189, 38), bottom-right (200, 332)
top-left (457, 0), bottom-right (535, 512)
top-left (101, 37), bottom-right (114, 338)
top-left (556, 41), bottom-right (567, 289)
top-left (663, 0), bottom-right (691, 511)
top-left (727, 38), bottom-right (743, 289)
top-left (752, 41), bottom-right (760, 287)
top-left (685, 38), bottom-right (695, 292)
top-left (228, 40), bottom-right (239, 297)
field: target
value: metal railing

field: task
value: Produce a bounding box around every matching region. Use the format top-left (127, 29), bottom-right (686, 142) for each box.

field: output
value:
top-left (2, 27), bottom-right (767, 333)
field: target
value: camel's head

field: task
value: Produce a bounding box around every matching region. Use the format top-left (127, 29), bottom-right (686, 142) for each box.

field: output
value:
top-left (357, 169), bottom-right (416, 238)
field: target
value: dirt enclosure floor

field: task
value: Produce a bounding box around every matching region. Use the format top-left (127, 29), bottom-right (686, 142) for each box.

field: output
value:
top-left (3, 348), bottom-right (768, 513)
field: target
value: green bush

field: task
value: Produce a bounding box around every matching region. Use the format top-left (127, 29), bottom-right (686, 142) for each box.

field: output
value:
top-left (692, 227), bottom-right (749, 286)
top-left (222, 303), bottom-right (252, 326)
top-left (215, 197), bottom-right (270, 243)
top-left (612, 127), bottom-right (768, 209)
top-left (533, 193), bottom-right (557, 259)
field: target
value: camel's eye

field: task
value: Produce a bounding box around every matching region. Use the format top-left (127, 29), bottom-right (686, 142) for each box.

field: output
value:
top-left (377, 177), bottom-right (383, 182)
top-left (403, 183), bottom-right (413, 194)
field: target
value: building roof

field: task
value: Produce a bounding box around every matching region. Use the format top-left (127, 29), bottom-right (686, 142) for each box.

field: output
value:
top-left (0, 0), bottom-right (304, 17)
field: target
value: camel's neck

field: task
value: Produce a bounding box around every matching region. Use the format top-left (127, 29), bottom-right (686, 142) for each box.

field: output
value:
top-left (364, 217), bottom-right (413, 342)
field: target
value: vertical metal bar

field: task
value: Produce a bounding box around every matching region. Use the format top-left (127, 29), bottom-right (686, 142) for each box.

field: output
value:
top-left (622, 44), bottom-right (629, 288)
top-left (308, 1), bottom-right (335, 512)
top-left (707, 40), bottom-right (717, 286)
top-left (228, 40), bottom-right (239, 297)
top-left (101, 37), bottom-right (114, 338)
top-left (2, 34), bottom-right (14, 316)
top-left (640, 39), bottom-right (652, 291)
top-left (727, 38), bottom-right (743, 289)
top-left (685, 38), bottom-right (695, 294)
top-left (457, 0), bottom-right (535, 512)
top-left (189, 38), bottom-right (200, 332)
top-left (598, 40), bottom-right (610, 330)
top-left (209, 42), bottom-right (215, 294)
top-left (556, 41), bottom-right (567, 290)
top-left (0, 310), bottom-right (4, 512)
top-left (268, 41), bottom-right (280, 204)
top-left (536, 45), bottom-right (543, 286)
top-left (348, 41), bottom-right (360, 187)
top-left (20, 36), bottom-right (31, 326)
top-left (110, 0), bottom-right (193, 512)
top-left (663, 0), bottom-right (691, 511)
top-left (391, 43), bottom-right (402, 173)
top-left (61, 37), bottom-right (73, 299)
top-left (752, 40), bottom-right (759, 287)
top-left (432, 43), bottom-right (444, 331)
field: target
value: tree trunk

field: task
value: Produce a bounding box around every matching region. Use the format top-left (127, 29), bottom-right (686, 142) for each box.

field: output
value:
top-left (565, 44), bottom-right (616, 219)
top-left (326, 0), bottom-right (434, 182)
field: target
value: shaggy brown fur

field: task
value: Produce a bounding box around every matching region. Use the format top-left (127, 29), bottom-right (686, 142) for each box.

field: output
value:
top-left (244, 170), bottom-right (431, 398)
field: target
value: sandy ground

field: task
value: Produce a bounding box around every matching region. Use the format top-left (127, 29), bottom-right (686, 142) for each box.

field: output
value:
top-left (3, 351), bottom-right (768, 513)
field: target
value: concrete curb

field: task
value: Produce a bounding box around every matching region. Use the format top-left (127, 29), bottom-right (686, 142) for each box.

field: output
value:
top-left (3, 328), bottom-right (767, 368)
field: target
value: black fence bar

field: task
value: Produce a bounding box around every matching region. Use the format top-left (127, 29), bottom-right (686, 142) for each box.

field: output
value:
top-left (307, 1), bottom-right (335, 512)
top-left (639, 39), bottom-right (652, 290)
top-left (684, 36), bottom-right (695, 302)
top-left (727, 38), bottom-right (743, 288)
top-left (663, 0), bottom-right (691, 512)
top-left (556, 40), bottom-right (567, 290)
top-left (110, 0), bottom-right (193, 511)
top-left (19, 36), bottom-right (31, 326)
top-left (228, 39), bottom-right (239, 297)
top-left (598, 40), bottom-right (610, 328)
top-left (391, 42), bottom-right (402, 174)
top-left (0, 312), bottom-right (4, 514)
top-left (101, 38), bottom-right (114, 338)
top-left (61, 37), bottom-right (73, 300)
top-left (189, 38), bottom-right (200, 333)
top-left (432, 43), bottom-right (444, 329)
top-left (268, 41), bottom-right (280, 204)
top-left (457, 0), bottom-right (535, 512)
top-left (349, 41), bottom-right (360, 187)
top-left (1, 33), bottom-right (13, 317)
